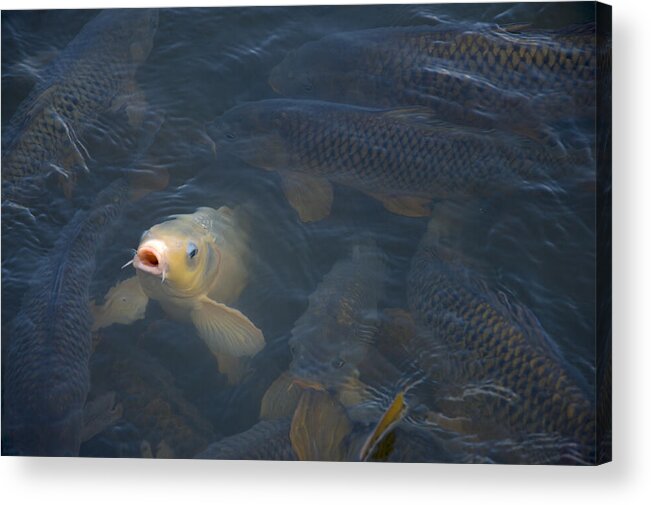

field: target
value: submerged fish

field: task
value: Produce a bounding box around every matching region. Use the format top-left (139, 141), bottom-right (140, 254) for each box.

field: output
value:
top-left (88, 339), bottom-right (215, 459)
top-left (209, 99), bottom-right (589, 222)
top-left (269, 24), bottom-right (597, 136)
top-left (94, 207), bottom-right (265, 383)
top-left (406, 203), bottom-right (596, 464)
top-left (200, 388), bottom-right (406, 462)
top-left (287, 241), bottom-right (385, 398)
top-left (196, 419), bottom-right (295, 460)
top-left (2, 179), bottom-right (131, 456)
top-left (1, 9), bottom-right (158, 200)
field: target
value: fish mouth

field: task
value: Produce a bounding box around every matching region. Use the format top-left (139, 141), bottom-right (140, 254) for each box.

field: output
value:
top-left (133, 240), bottom-right (166, 277)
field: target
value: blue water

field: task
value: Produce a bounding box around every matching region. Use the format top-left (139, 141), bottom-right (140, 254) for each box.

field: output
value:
top-left (1, 3), bottom-right (602, 462)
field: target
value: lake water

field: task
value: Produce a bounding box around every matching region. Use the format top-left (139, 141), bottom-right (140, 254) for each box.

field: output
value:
top-left (1, 3), bottom-right (607, 463)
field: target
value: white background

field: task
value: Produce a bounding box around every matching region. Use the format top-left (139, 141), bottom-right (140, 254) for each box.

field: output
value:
top-left (1, 0), bottom-right (649, 503)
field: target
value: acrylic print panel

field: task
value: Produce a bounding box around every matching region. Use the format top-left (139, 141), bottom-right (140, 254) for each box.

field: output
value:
top-left (1, 2), bottom-right (611, 464)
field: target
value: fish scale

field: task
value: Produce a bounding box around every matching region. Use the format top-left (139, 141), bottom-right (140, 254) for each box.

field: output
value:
top-left (2, 179), bottom-right (131, 456)
top-left (407, 220), bottom-right (595, 463)
top-left (268, 100), bottom-right (579, 196)
top-left (1, 9), bottom-right (158, 198)
top-left (270, 24), bottom-right (598, 134)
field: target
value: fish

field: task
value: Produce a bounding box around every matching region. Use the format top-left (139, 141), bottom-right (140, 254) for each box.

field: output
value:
top-left (269, 23), bottom-right (597, 138)
top-left (201, 387), bottom-right (406, 461)
top-left (1, 179), bottom-right (132, 456)
top-left (196, 419), bottom-right (295, 461)
top-left (208, 99), bottom-right (590, 222)
top-left (406, 202), bottom-right (596, 464)
top-left (1, 9), bottom-right (158, 202)
top-left (94, 206), bottom-right (265, 383)
top-left (287, 241), bottom-right (385, 399)
top-left (88, 338), bottom-right (216, 459)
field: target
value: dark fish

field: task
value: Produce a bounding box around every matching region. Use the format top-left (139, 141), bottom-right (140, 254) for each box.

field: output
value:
top-left (269, 23), bottom-right (597, 136)
top-left (87, 339), bottom-right (216, 459)
top-left (406, 204), bottom-right (596, 464)
top-left (1, 179), bottom-right (131, 456)
top-left (1, 9), bottom-right (158, 200)
top-left (287, 241), bottom-right (385, 396)
top-left (196, 419), bottom-right (295, 461)
top-left (209, 99), bottom-right (590, 221)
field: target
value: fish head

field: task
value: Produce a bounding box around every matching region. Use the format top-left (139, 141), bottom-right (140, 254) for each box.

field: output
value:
top-left (288, 317), bottom-right (375, 395)
top-left (269, 35), bottom-right (359, 100)
top-left (133, 212), bottom-right (220, 298)
top-left (207, 101), bottom-right (296, 171)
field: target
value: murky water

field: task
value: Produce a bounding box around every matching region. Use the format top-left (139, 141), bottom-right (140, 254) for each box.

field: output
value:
top-left (1, 3), bottom-right (606, 463)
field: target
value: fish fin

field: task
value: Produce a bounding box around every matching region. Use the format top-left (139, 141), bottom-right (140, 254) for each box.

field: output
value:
top-left (368, 192), bottom-right (432, 217)
top-left (359, 391), bottom-right (407, 461)
top-left (112, 80), bottom-right (148, 128)
top-left (214, 352), bottom-right (248, 384)
top-left (290, 389), bottom-right (352, 461)
top-left (140, 440), bottom-right (154, 458)
top-left (59, 173), bottom-right (76, 200)
top-left (155, 440), bottom-right (175, 459)
top-left (336, 375), bottom-right (373, 408)
top-left (126, 165), bottom-right (170, 201)
top-left (191, 297), bottom-right (265, 357)
top-left (91, 276), bottom-right (149, 331)
top-left (279, 171), bottom-right (333, 222)
top-left (260, 372), bottom-right (305, 420)
top-left (81, 392), bottom-right (123, 443)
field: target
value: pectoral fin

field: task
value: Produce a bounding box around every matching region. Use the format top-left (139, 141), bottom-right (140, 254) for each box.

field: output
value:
top-left (111, 80), bottom-right (148, 128)
top-left (279, 171), bottom-right (333, 222)
top-left (260, 372), bottom-right (304, 420)
top-left (91, 276), bottom-right (149, 331)
top-left (290, 389), bottom-right (352, 461)
top-left (215, 352), bottom-right (248, 385)
top-left (368, 192), bottom-right (432, 217)
top-left (191, 297), bottom-right (265, 357)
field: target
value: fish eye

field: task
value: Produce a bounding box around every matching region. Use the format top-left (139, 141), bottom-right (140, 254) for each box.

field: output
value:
top-left (187, 243), bottom-right (199, 259)
top-left (332, 358), bottom-right (345, 369)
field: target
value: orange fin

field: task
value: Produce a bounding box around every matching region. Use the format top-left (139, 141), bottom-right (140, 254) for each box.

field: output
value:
top-left (279, 171), bottom-right (333, 222)
top-left (290, 389), bottom-right (352, 461)
top-left (359, 391), bottom-right (407, 461)
top-left (369, 192), bottom-right (432, 217)
top-left (260, 372), bottom-right (305, 420)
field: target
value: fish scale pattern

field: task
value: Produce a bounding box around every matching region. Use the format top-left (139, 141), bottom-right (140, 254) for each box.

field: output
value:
top-left (2, 179), bottom-right (131, 456)
top-left (407, 236), bottom-right (595, 463)
top-left (273, 100), bottom-right (582, 197)
top-left (1, 9), bottom-right (158, 195)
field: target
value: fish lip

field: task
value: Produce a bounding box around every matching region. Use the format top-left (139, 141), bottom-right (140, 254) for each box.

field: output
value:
top-left (133, 240), bottom-right (166, 277)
